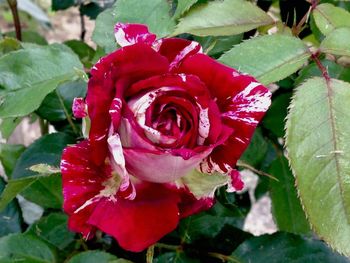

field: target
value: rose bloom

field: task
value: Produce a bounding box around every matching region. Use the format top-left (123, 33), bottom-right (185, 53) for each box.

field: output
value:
top-left (61, 23), bottom-right (271, 252)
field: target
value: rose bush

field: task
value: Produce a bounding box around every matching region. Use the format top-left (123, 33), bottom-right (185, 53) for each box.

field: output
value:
top-left (60, 23), bottom-right (271, 252)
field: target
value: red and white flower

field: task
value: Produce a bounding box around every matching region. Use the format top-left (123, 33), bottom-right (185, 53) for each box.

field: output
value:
top-left (61, 23), bottom-right (271, 252)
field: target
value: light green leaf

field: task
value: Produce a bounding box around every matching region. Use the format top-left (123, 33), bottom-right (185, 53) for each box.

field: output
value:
top-left (173, 0), bottom-right (273, 36)
top-left (17, 0), bottom-right (50, 25)
top-left (0, 233), bottom-right (56, 263)
top-left (173, 0), bottom-right (198, 20)
top-left (178, 170), bottom-right (229, 199)
top-left (93, 0), bottom-right (175, 53)
top-left (269, 156), bottom-right (310, 234)
top-left (320, 27), bottom-right (350, 57)
top-left (219, 34), bottom-right (310, 85)
top-left (0, 44), bottom-right (83, 118)
top-left (313, 3), bottom-right (350, 36)
top-left (286, 77), bottom-right (350, 257)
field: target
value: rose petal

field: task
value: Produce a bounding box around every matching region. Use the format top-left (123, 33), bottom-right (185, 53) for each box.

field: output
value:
top-left (123, 146), bottom-right (213, 183)
top-left (178, 54), bottom-right (271, 171)
top-left (88, 182), bottom-right (180, 252)
top-left (72, 97), bottom-right (87, 118)
top-left (87, 43), bottom-right (169, 165)
top-left (156, 38), bottom-right (202, 69)
top-left (114, 22), bottom-right (156, 47)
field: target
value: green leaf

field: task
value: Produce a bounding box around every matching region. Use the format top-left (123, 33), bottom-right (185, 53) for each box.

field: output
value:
top-left (0, 175), bottom-right (53, 212)
top-left (0, 178), bottom-right (22, 237)
top-left (269, 156), bottom-right (310, 234)
top-left (295, 60), bottom-right (350, 86)
top-left (233, 232), bottom-right (349, 262)
top-left (93, 0), bottom-right (175, 53)
top-left (320, 27), bottom-right (350, 57)
top-left (262, 92), bottom-right (292, 137)
top-left (67, 251), bottom-right (117, 263)
top-left (64, 40), bottom-right (95, 68)
top-left (154, 252), bottom-right (199, 263)
top-left (5, 31), bottom-right (47, 45)
top-left (219, 34), bottom-right (311, 85)
top-left (179, 170), bottom-right (229, 200)
top-left (0, 37), bottom-right (21, 56)
top-left (173, 0), bottom-right (198, 20)
top-left (79, 2), bottom-right (105, 20)
top-left (36, 80), bottom-right (87, 122)
top-left (173, 0), bottom-right (273, 36)
top-left (286, 77), bottom-right (350, 256)
top-left (194, 34), bottom-right (243, 58)
top-left (313, 3), bottom-right (350, 36)
top-left (26, 213), bottom-right (75, 250)
top-left (17, 0), bottom-right (50, 25)
top-left (0, 233), bottom-right (56, 263)
top-left (0, 44), bottom-right (83, 118)
top-left (0, 117), bottom-right (22, 140)
top-left (0, 143), bottom-right (25, 177)
top-left (52, 0), bottom-right (75, 11)
top-left (11, 133), bottom-right (75, 208)
top-left (240, 128), bottom-right (268, 167)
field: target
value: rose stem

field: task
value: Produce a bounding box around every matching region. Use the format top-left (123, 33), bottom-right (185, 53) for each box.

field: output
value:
top-left (7, 0), bottom-right (22, 41)
top-left (55, 90), bottom-right (79, 135)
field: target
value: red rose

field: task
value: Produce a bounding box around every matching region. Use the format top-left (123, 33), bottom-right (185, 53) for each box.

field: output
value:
top-left (61, 23), bottom-right (271, 252)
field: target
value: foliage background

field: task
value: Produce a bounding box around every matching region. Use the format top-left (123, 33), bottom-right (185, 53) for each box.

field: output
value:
top-left (1, 0), bottom-right (350, 262)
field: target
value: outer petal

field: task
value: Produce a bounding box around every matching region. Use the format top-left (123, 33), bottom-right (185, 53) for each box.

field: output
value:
top-left (61, 140), bottom-right (211, 252)
top-left (114, 23), bottom-right (156, 47)
top-left (156, 38), bottom-right (202, 70)
top-left (87, 43), bottom-right (169, 165)
top-left (61, 140), bottom-right (108, 236)
top-left (178, 54), bottom-right (271, 170)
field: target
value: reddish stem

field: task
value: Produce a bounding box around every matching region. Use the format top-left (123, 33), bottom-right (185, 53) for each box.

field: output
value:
top-left (7, 0), bottom-right (22, 41)
top-left (311, 52), bottom-right (331, 82)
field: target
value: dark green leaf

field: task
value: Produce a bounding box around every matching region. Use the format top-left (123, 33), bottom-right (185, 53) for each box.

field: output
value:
top-left (0, 178), bottom-right (22, 237)
top-left (64, 40), bottom-right (95, 68)
top-left (262, 92), bottom-right (292, 137)
top-left (173, 0), bottom-right (273, 36)
top-left (295, 60), bottom-right (350, 86)
top-left (0, 44), bottom-right (83, 118)
top-left (79, 3), bottom-right (105, 20)
top-left (52, 0), bottom-right (75, 11)
top-left (0, 143), bottom-right (25, 177)
top-left (37, 80), bottom-right (87, 122)
top-left (67, 251), bottom-right (117, 263)
top-left (286, 77), bottom-right (350, 256)
top-left (233, 232), bottom-right (350, 262)
top-left (154, 252), bottom-right (199, 263)
top-left (194, 34), bottom-right (242, 58)
top-left (219, 34), bottom-right (310, 85)
top-left (240, 128), bottom-right (268, 167)
top-left (93, 0), bottom-right (175, 52)
top-left (11, 132), bottom-right (75, 208)
top-left (26, 213), bottom-right (75, 250)
top-left (0, 233), bottom-right (56, 263)
top-left (269, 156), bottom-right (310, 234)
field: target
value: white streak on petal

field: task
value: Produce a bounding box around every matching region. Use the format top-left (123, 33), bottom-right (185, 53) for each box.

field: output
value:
top-left (197, 106), bottom-right (210, 145)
